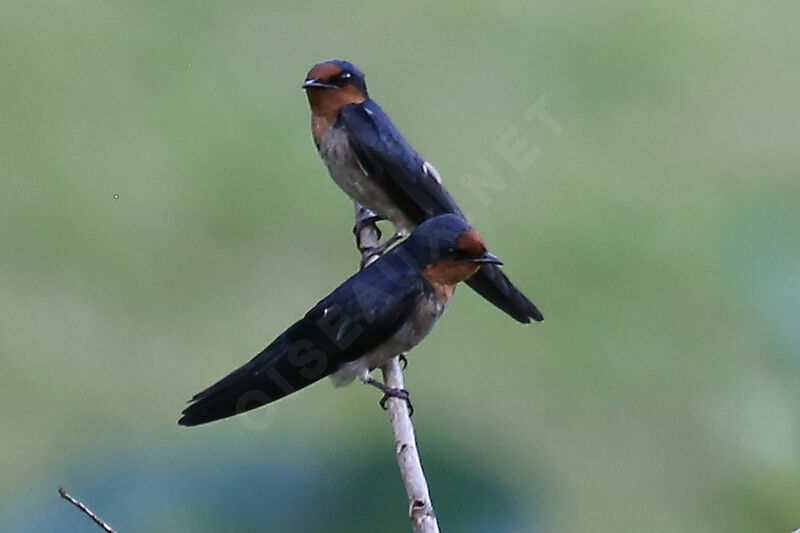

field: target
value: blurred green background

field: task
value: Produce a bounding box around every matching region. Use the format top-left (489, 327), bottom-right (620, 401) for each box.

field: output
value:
top-left (2, 1), bottom-right (799, 531)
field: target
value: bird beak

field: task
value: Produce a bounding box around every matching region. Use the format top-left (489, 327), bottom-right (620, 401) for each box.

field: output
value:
top-left (302, 79), bottom-right (338, 89)
top-left (471, 252), bottom-right (503, 265)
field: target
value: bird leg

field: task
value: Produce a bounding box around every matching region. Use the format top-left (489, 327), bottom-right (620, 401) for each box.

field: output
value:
top-left (354, 206), bottom-right (386, 268)
top-left (362, 375), bottom-right (414, 416)
top-left (353, 204), bottom-right (408, 262)
top-left (353, 212), bottom-right (383, 244)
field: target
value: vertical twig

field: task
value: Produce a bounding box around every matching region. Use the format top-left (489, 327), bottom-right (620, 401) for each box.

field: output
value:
top-left (354, 204), bottom-right (440, 533)
top-left (58, 487), bottom-right (117, 533)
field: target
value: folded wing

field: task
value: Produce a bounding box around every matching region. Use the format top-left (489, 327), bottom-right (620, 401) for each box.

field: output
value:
top-left (179, 260), bottom-right (423, 426)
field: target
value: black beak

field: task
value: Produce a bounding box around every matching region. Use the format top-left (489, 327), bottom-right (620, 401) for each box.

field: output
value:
top-left (471, 252), bottom-right (503, 265)
top-left (302, 78), bottom-right (338, 90)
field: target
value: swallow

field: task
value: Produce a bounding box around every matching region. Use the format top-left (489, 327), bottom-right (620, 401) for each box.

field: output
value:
top-left (178, 214), bottom-right (502, 426)
top-left (302, 59), bottom-right (544, 324)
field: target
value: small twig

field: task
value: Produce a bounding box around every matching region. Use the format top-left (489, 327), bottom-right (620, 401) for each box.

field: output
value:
top-left (58, 487), bottom-right (116, 533)
top-left (354, 203), bottom-right (440, 533)
top-left (380, 359), bottom-right (439, 531)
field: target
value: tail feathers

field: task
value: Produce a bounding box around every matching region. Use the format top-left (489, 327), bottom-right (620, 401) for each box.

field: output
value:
top-left (466, 264), bottom-right (544, 324)
top-left (178, 337), bottom-right (331, 426)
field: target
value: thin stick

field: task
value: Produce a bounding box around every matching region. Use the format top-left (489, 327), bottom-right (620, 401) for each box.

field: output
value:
top-left (354, 204), bottom-right (440, 533)
top-left (58, 487), bottom-right (116, 533)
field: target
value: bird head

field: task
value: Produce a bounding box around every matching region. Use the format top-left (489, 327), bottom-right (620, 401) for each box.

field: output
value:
top-left (302, 59), bottom-right (368, 113)
top-left (404, 214), bottom-right (502, 285)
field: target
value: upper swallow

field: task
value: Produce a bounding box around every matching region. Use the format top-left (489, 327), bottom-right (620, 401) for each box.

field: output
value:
top-left (302, 59), bottom-right (544, 324)
top-left (179, 214), bottom-right (501, 426)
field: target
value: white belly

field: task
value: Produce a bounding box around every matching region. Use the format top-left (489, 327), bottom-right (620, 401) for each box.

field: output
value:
top-left (331, 290), bottom-right (448, 385)
top-left (319, 127), bottom-right (416, 235)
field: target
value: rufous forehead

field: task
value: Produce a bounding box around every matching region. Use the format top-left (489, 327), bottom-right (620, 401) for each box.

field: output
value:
top-left (456, 228), bottom-right (486, 258)
top-left (306, 62), bottom-right (343, 82)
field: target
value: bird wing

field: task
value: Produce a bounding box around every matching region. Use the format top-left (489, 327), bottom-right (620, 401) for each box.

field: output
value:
top-left (340, 102), bottom-right (544, 324)
top-left (179, 259), bottom-right (424, 426)
top-left (339, 101), bottom-right (464, 224)
top-left (466, 265), bottom-right (544, 324)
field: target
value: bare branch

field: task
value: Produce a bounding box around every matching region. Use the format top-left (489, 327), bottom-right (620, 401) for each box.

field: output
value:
top-left (58, 487), bottom-right (116, 533)
top-left (354, 203), bottom-right (440, 533)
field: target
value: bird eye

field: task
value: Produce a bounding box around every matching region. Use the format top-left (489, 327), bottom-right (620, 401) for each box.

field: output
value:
top-left (339, 72), bottom-right (352, 80)
top-left (445, 247), bottom-right (457, 255)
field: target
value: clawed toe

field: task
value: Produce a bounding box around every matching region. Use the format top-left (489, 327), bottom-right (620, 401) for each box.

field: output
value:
top-left (364, 376), bottom-right (414, 416)
top-left (379, 387), bottom-right (414, 416)
top-left (353, 216), bottom-right (382, 239)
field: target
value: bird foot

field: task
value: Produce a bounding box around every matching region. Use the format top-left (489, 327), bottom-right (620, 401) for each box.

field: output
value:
top-left (398, 354), bottom-right (408, 370)
top-left (379, 389), bottom-right (413, 416)
top-left (363, 376), bottom-right (414, 416)
top-left (353, 214), bottom-right (383, 240)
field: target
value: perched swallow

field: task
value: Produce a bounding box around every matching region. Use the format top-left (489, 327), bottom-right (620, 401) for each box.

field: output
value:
top-left (302, 59), bottom-right (544, 324)
top-left (179, 214), bottom-right (501, 426)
